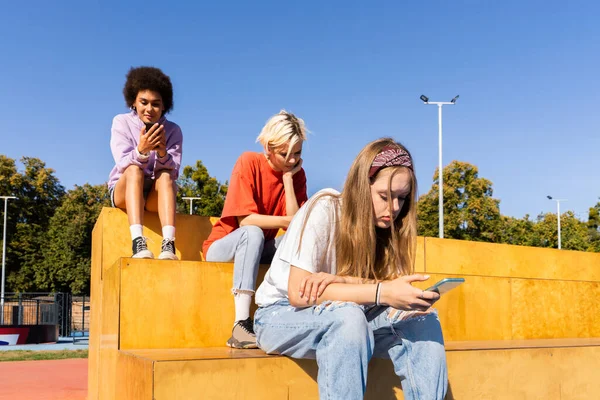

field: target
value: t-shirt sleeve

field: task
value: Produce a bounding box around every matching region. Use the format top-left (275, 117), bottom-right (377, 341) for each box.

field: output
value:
top-left (277, 193), bottom-right (336, 274)
top-left (294, 169), bottom-right (308, 207)
top-left (220, 154), bottom-right (259, 219)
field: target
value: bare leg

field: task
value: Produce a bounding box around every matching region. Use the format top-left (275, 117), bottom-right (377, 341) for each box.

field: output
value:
top-left (113, 165), bottom-right (145, 226)
top-left (145, 170), bottom-right (176, 227)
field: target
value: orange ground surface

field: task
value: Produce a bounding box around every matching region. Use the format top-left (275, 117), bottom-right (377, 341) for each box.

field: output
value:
top-left (0, 358), bottom-right (87, 400)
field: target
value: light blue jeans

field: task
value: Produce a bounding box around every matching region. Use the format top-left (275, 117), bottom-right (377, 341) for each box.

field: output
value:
top-left (255, 301), bottom-right (447, 400)
top-left (205, 226), bottom-right (281, 292)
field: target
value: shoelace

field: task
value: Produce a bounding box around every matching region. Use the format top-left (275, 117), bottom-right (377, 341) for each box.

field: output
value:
top-left (135, 237), bottom-right (149, 253)
top-left (238, 318), bottom-right (254, 334)
top-left (161, 238), bottom-right (175, 253)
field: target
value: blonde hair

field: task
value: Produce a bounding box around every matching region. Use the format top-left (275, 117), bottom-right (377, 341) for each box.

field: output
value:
top-left (299, 138), bottom-right (418, 281)
top-left (256, 110), bottom-right (308, 158)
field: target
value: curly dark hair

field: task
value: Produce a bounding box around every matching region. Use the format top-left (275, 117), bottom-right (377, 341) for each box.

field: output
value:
top-left (123, 66), bottom-right (174, 115)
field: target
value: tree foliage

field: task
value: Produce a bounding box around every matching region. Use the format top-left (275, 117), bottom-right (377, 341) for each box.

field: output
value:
top-left (35, 184), bottom-right (110, 293)
top-left (417, 161), bottom-right (501, 242)
top-left (1, 156), bottom-right (65, 292)
top-left (176, 160), bottom-right (228, 217)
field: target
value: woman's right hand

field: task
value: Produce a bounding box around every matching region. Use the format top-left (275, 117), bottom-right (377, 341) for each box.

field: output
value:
top-left (137, 124), bottom-right (164, 155)
top-left (379, 274), bottom-right (440, 311)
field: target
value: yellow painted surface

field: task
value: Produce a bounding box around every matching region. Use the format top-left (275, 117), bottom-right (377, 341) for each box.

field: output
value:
top-left (114, 351), bottom-right (153, 400)
top-left (511, 278), bottom-right (600, 339)
top-left (414, 236), bottom-right (425, 273)
top-left (98, 261), bottom-right (122, 400)
top-left (413, 273), bottom-right (513, 341)
top-left (117, 345), bottom-right (600, 400)
top-left (97, 207), bottom-right (213, 268)
top-left (152, 356), bottom-right (400, 400)
top-left (446, 346), bottom-right (600, 400)
top-left (87, 221), bottom-right (103, 400)
top-left (118, 262), bottom-right (600, 349)
top-left (424, 237), bottom-right (600, 281)
top-left (119, 259), bottom-right (268, 349)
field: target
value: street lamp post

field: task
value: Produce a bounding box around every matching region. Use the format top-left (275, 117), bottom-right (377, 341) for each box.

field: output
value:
top-left (182, 196), bottom-right (202, 215)
top-left (420, 94), bottom-right (459, 238)
top-left (547, 195), bottom-right (567, 250)
top-left (1, 196), bottom-right (17, 325)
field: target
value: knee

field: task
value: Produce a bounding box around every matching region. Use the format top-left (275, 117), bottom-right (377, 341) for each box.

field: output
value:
top-left (155, 170), bottom-right (174, 184)
top-left (124, 165), bottom-right (144, 179)
top-left (239, 225), bottom-right (264, 245)
top-left (326, 305), bottom-right (371, 347)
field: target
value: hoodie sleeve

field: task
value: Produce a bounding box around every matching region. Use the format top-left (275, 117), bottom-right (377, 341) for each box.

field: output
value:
top-left (110, 115), bottom-right (148, 173)
top-left (154, 124), bottom-right (183, 179)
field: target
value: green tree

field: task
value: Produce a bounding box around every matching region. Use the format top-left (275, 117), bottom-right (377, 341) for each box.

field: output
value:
top-left (530, 211), bottom-right (589, 251)
top-left (1, 156), bottom-right (65, 292)
top-left (417, 161), bottom-right (501, 242)
top-left (587, 200), bottom-right (600, 252)
top-left (35, 184), bottom-right (110, 294)
top-left (499, 215), bottom-right (535, 246)
top-left (176, 160), bottom-right (228, 217)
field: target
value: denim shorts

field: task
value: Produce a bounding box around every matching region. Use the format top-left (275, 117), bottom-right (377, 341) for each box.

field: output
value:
top-left (108, 177), bottom-right (155, 207)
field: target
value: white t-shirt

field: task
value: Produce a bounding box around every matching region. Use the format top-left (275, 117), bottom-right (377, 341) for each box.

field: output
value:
top-left (255, 189), bottom-right (340, 307)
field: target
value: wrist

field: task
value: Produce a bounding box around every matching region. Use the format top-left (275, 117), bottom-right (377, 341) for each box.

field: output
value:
top-left (379, 282), bottom-right (390, 306)
top-left (136, 147), bottom-right (150, 159)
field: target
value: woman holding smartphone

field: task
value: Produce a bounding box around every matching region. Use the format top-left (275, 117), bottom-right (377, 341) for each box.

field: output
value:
top-left (108, 66), bottom-right (183, 260)
top-left (254, 138), bottom-right (447, 400)
top-left (203, 110), bottom-right (308, 349)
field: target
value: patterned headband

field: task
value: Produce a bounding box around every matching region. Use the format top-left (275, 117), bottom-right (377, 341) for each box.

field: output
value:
top-left (368, 145), bottom-right (413, 178)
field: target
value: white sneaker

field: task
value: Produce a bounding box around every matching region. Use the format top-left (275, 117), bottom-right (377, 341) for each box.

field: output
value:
top-left (132, 237), bottom-right (154, 259)
top-left (158, 238), bottom-right (178, 260)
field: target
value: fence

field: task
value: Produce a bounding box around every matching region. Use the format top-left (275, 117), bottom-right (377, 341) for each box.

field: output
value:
top-left (1, 293), bottom-right (89, 338)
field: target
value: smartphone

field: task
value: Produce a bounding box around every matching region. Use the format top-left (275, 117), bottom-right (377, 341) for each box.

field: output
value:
top-left (425, 278), bottom-right (465, 295)
top-left (144, 122), bottom-right (156, 132)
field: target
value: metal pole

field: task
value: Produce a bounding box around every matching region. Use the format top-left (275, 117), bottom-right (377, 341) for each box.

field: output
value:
top-left (82, 295), bottom-right (86, 334)
top-left (1, 196), bottom-right (17, 325)
top-left (420, 96), bottom-right (457, 239)
top-left (438, 104), bottom-right (444, 239)
top-left (182, 197), bottom-right (202, 215)
top-left (557, 201), bottom-right (562, 250)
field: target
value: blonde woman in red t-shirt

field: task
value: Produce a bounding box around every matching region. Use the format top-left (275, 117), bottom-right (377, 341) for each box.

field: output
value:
top-left (203, 110), bottom-right (308, 348)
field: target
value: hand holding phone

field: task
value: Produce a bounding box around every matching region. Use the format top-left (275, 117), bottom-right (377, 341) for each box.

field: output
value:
top-left (425, 278), bottom-right (465, 295)
top-left (144, 122), bottom-right (156, 133)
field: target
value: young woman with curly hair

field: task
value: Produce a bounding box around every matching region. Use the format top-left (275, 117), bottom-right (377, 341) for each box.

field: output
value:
top-left (108, 66), bottom-right (183, 260)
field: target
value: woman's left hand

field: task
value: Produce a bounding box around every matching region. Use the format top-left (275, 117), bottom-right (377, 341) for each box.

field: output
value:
top-left (284, 158), bottom-right (303, 179)
top-left (299, 272), bottom-right (346, 304)
top-left (155, 132), bottom-right (167, 157)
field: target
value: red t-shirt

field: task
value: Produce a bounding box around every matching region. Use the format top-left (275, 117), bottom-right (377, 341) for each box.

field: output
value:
top-left (202, 152), bottom-right (308, 256)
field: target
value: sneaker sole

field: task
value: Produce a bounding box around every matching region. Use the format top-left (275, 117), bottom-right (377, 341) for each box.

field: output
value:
top-left (132, 250), bottom-right (154, 259)
top-left (158, 252), bottom-right (178, 260)
top-left (226, 337), bottom-right (258, 349)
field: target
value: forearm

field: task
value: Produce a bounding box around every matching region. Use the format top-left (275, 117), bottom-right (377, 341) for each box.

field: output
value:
top-left (283, 176), bottom-right (300, 216)
top-left (342, 276), bottom-right (376, 285)
top-left (289, 282), bottom-right (377, 308)
top-left (238, 214), bottom-right (288, 230)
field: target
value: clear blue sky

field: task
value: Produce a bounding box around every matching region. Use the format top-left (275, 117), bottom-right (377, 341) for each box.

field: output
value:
top-left (2, 1), bottom-right (599, 220)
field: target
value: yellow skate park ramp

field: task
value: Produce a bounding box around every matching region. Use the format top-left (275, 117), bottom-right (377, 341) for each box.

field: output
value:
top-left (88, 208), bottom-right (600, 399)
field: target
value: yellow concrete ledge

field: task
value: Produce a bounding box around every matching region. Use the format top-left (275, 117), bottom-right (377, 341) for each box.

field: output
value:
top-left (105, 343), bottom-right (600, 400)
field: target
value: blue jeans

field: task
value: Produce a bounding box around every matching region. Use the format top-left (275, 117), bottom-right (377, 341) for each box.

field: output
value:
top-left (255, 301), bottom-right (447, 400)
top-left (205, 226), bottom-right (281, 293)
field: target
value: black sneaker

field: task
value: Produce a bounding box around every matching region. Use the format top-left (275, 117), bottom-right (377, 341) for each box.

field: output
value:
top-left (132, 236), bottom-right (154, 259)
top-left (158, 238), bottom-right (178, 260)
top-left (226, 317), bottom-right (258, 349)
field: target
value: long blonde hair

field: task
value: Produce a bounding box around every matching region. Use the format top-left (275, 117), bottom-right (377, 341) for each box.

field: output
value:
top-left (256, 110), bottom-right (308, 157)
top-left (300, 138), bottom-right (417, 281)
